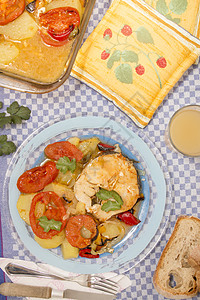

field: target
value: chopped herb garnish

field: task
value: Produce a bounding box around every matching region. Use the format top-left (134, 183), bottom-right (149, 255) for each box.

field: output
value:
top-left (96, 188), bottom-right (123, 212)
top-left (38, 216), bottom-right (62, 232)
top-left (56, 156), bottom-right (76, 173)
top-left (101, 200), bottom-right (122, 212)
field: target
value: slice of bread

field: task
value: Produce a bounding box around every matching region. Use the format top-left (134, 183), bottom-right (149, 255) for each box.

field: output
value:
top-left (153, 216), bottom-right (200, 299)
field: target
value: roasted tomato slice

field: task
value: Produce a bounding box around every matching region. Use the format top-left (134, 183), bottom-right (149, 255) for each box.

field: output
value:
top-left (0, 0), bottom-right (25, 25)
top-left (39, 7), bottom-right (80, 47)
top-left (29, 191), bottom-right (67, 239)
top-left (39, 30), bottom-right (71, 47)
top-left (66, 215), bottom-right (97, 249)
top-left (17, 161), bottom-right (59, 193)
top-left (44, 141), bottom-right (83, 161)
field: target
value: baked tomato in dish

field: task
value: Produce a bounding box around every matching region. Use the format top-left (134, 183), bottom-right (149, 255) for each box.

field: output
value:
top-left (66, 215), bottom-right (97, 249)
top-left (17, 161), bottom-right (59, 193)
top-left (29, 191), bottom-right (67, 239)
top-left (0, 0), bottom-right (25, 25)
top-left (39, 7), bottom-right (80, 47)
top-left (44, 141), bottom-right (83, 161)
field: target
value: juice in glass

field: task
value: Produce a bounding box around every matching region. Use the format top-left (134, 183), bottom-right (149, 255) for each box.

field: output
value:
top-left (168, 105), bottom-right (200, 157)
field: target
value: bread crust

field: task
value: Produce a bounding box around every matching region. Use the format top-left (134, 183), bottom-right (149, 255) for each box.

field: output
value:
top-left (153, 216), bottom-right (200, 299)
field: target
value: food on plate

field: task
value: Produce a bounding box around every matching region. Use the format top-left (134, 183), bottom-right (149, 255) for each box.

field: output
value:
top-left (74, 153), bottom-right (140, 222)
top-left (35, 229), bottom-right (65, 248)
top-left (17, 161), bottom-right (59, 193)
top-left (0, 0), bottom-right (85, 83)
top-left (17, 193), bottom-right (36, 225)
top-left (44, 141), bottom-right (83, 161)
top-left (65, 214), bottom-right (97, 248)
top-left (16, 136), bottom-right (144, 259)
top-left (29, 191), bottom-right (68, 239)
top-left (153, 216), bottom-right (200, 299)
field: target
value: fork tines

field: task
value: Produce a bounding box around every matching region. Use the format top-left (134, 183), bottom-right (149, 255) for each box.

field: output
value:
top-left (90, 276), bottom-right (119, 295)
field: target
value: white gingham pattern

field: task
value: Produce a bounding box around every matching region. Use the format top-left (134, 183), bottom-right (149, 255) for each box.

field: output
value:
top-left (0, 0), bottom-right (200, 299)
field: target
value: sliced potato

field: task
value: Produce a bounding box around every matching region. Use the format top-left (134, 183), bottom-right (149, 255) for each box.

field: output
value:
top-left (0, 12), bottom-right (38, 41)
top-left (43, 182), bottom-right (75, 201)
top-left (35, 230), bottom-right (65, 249)
top-left (61, 238), bottom-right (79, 259)
top-left (46, 0), bottom-right (84, 17)
top-left (16, 193), bottom-right (36, 225)
top-left (0, 41), bottom-right (19, 64)
top-left (78, 137), bottom-right (100, 156)
top-left (67, 137), bottom-right (80, 147)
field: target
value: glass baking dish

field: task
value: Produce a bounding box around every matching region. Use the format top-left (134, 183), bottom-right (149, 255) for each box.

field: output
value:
top-left (0, 0), bottom-right (96, 93)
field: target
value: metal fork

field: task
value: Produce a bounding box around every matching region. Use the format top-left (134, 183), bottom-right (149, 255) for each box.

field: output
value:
top-left (5, 263), bottom-right (119, 295)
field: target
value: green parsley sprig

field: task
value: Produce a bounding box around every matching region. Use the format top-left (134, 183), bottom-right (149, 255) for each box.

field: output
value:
top-left (0, 101), bottom-right (31, 156)
top-left (56, 156), bottom-right (76, 173)
top-left (0, 135), bottom-right (16, 156)
top-left (38, 216), bottom-right (62, 232)
top-left (0, 101), bottom-right (31, 128)
top-left (96, 188), bottom-right (123, 212)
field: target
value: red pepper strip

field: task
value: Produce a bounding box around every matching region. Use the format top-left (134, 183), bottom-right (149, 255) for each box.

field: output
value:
top-left (79, 248), bottom-right (99, 258)
top-left (97, 142), bottom-right (115, 152)
top-left (118, 211), bottom-right (141, 226)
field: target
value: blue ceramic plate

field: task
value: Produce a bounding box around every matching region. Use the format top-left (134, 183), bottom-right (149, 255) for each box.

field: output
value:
top-left (8, 116), bottom-right (170, 274)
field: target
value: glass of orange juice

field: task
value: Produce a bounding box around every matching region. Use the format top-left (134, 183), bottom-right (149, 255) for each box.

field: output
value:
top-left (166, 105), bottom-right (200, 157)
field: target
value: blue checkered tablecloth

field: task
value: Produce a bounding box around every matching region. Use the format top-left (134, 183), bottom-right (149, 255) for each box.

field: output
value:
top-left (0, 0), bottom-right (200, 299)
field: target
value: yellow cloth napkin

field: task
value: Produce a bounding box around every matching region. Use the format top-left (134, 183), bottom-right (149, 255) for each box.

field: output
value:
top-left (72, 0), bottom-right (200, 127)
top-left (144, 0), bottom-right (200, 38)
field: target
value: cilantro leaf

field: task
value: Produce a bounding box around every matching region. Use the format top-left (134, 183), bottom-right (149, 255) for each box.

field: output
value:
top-left (96, 188), bottom-right (113, 200)
top-left (0, 101), bottom-right (31, 129)
top-left (0, 101), bottom-right (31, 155)
top-left (7, 102), bottom-right (31, 120)
top-left (11, 115), bottom-right (23, 124)
top-left (56, 156), bottom-right (76, 173)
top-left (38, 216), bottom-right (62, 232)
top-left (101, 200), bottom-right (121, 212)
top-left (15, 106), bottom-right (31, 120)
top-left (96, 188), bottom-right (123, 205)
top-left (1, 141), bottom-right (16, 155)
top-left (0, 135), bottom-right (7, 144)
top-left (7, 101), bottom-right (20, 115)
top-left (96, 188), bottom-right (123, 212)
top-left (0, 112), bottom-right (6, 118)
top-left (0, 116), bottom-right (12, 128)
top-left (0, 136), bottom-right (16, 156)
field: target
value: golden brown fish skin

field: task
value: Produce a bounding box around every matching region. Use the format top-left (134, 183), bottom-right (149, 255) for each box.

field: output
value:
top-left (74, 153), bottom-right (140, 222)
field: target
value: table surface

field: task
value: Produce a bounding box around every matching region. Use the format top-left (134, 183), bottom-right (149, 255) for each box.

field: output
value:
top-left (0, 0), bottom-right (200, 299)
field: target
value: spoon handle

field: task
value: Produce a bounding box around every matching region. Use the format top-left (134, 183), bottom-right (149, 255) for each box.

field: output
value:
top-left (5, 263), bottom-right (66, 280)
